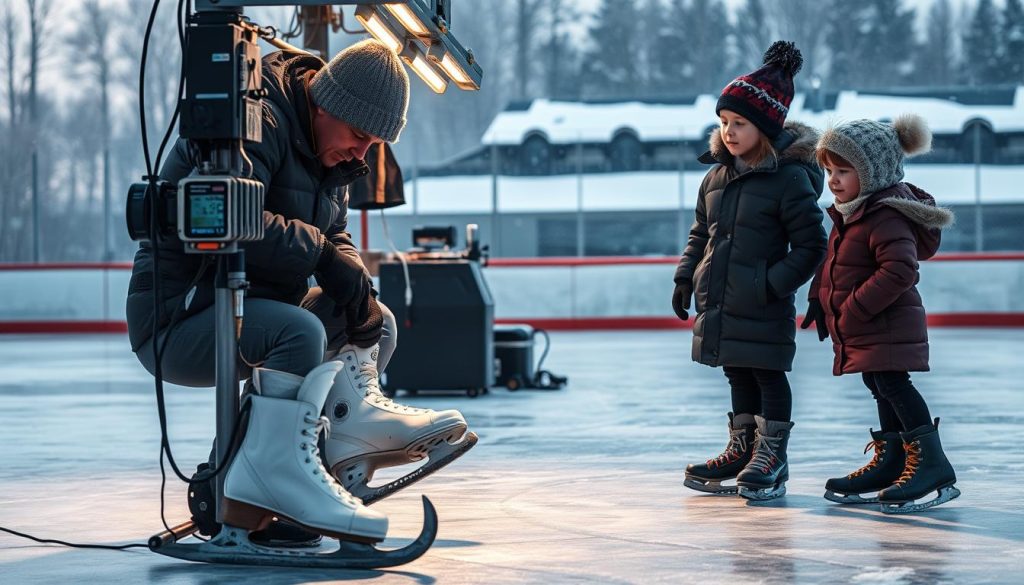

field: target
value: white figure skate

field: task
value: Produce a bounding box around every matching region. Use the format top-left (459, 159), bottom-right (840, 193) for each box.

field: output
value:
top-left (325, 344), bottom-right (478, 504)
top-left (222, 362), bottom-right (388, 541)
top-left (151, 362), bottom-right (438, 569)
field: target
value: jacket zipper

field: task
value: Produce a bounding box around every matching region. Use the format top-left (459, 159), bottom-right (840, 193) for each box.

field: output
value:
top-left (827, 227), bottom-right (847, 369)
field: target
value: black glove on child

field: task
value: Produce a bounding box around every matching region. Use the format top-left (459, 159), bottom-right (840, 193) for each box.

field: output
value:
top-left (671, 281), bottom-right (693, 322)
top-left (799, 298), bottom-right (829, 341)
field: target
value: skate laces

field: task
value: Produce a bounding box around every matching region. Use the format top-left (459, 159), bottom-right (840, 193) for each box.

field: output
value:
top-left (893, 440), bottom-right (922, 487)
top-left (302, 413), bottom-right (361, 506)
top-left (750, 433), bottom-right (781, 473)
top-left (356, 361), bottom-right (427, 414)
top-left (707, 429), bottom-right (748, 468)
top-left (848, 440), bottom-right (885, 478)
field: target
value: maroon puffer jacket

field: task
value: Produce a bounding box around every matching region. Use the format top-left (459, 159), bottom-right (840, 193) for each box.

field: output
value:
top-left (809, 182), bottom-right (953, 375)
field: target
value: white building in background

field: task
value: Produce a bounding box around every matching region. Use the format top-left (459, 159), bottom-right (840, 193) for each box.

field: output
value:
top-left (358, 87), bottom-right (1024, 257)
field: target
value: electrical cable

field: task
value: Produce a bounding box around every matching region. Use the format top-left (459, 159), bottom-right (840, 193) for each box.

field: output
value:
top-left (0, 527), bottom-right (148, 551)
top-left (531, 328), bottom-right (567, 390)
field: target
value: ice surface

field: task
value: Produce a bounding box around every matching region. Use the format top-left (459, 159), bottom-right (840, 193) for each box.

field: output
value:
top-left (1, 329), bottom-right (1022, 584)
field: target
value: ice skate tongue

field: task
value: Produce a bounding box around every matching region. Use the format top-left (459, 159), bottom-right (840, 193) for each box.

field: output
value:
top-left (297, 361), bottom-right (345, 410)
top-left (252, 368), bottom-right (304, 399)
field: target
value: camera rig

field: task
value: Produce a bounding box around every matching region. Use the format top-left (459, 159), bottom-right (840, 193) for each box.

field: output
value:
top-left (127, 1), bottom-right (483, 569)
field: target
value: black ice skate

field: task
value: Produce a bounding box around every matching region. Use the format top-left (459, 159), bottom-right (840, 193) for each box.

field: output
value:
top-left (824, 429), bottom-right (905, 504)
top-left (737, 416), bottom-right (793, 501)
top-left (684, 413), bottom-right (756, 495)
top-left (878, 418), bottom-right (961, 514)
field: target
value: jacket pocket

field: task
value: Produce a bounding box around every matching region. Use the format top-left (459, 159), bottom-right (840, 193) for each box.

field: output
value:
top-left (693, 256), bottom-right (711, 311)
top-left (755, 258), bottom-right (768, 306)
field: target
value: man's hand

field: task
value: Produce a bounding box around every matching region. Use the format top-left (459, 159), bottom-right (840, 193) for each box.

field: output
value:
top-left (315, 238), bottom-right (370, 311)
top-left (671, 281), bottom-right (693, 322)
top-left (800, 298), bottom-right (829, 341)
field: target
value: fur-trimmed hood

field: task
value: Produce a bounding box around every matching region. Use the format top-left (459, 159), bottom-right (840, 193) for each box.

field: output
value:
top-left (704, 120), bottom-right (820, 170)
top-left (875, 182), bottom-right (954, 230)
top-left (840, 181), bottom-right (954, 261)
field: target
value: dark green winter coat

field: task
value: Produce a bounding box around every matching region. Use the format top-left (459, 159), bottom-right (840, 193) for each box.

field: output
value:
top-left (126, 51), bottom-right (369, 352)
top-left (674, 122), bottom-right (827, 371)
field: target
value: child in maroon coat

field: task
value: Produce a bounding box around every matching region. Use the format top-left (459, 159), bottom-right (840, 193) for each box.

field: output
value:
top-left (802, 114), bottom-right (960, 513)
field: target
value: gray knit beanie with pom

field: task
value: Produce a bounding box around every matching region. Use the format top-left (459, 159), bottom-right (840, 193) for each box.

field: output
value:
top-left (817, 114), bottom-right (932, 196)
top-left (309, 39), bottom-right (410, 143)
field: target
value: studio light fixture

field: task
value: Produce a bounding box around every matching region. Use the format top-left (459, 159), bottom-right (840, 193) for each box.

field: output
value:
top-left (383, 1), bottom-right (430, 37)
top-left (354, 5), bottom-right (403, 53)
top-left (354, 1), bottom-right (482, 92)
top-left (401, 41), bottom-right (448, 94)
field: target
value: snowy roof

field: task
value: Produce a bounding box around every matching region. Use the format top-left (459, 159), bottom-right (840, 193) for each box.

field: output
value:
top-left (481, 87), bottom-right (1024, 146)
top-left (393, 164), bottom-right (1024, 215)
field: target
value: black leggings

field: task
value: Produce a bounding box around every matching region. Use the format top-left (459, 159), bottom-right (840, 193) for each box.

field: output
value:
top-left (723, 366), bottom-right (792, 422)
top-left (862, 371), bottom-right (932, 433)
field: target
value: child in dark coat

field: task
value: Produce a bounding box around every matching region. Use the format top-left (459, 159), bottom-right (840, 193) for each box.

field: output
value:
top-left (803, 114), bottom-right (960, 513)
top-left (674, 41), bottom-right (826, 501)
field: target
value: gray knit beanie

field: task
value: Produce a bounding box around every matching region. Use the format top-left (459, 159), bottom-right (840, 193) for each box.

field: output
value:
top-left (816, 114), bottom-right (932, 196)
top-left (309, 39), bottom-right (410, 143)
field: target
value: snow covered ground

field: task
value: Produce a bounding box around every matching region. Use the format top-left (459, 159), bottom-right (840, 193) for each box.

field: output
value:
top-left (1, 329), bottom-right (1022, 584)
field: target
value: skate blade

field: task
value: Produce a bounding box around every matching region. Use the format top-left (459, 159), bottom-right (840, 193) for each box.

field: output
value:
top-left (738, 484), bottom-right (787, 501)
top-left (150, 496), bottom-right (438, 569)
top-left (353, 431), bottom-right (479, 505)
top-left (824, 490), bottom-right (879, 504)
top-left (683, 476), bottom-right (738, 495)
top-left (222, 498), bottom-right (381, 544)
top-left (880, 485), bottom-right (961, 514)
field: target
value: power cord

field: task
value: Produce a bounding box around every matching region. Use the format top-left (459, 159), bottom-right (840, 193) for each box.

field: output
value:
top-left (379, 209), bottom-right (414, 326)
top-left (531, 328), bottom-right (568, 390)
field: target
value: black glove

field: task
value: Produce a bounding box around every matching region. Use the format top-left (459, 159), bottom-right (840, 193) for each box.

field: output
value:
top-left (346, 291), bottom-right (384, 347)
top-left (671, 281), bottom-right (693, 322)
top-left (800, 298), bottom-right (829, 342)
top-left (315, 238), bottom-right (370, 312)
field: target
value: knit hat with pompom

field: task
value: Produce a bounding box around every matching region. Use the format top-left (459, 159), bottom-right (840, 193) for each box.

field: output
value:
top-left (716, 40), bottom-right (803, 139)
top-left (816, 114), bottom-right (932, 196)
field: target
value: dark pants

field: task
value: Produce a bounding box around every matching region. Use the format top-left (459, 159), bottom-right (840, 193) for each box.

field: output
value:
top-left (136, 288), bottom-right (396, 387)
top-left (723, 366), bottom-right (792, 422)
top-left (861, 371), bottom-right (932, 433)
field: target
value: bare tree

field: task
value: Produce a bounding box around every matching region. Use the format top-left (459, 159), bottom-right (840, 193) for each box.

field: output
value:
top-left (915, 0), bottom-right (956, 86)
top-left (734, 0), bottom-right (774, 68)
top-left (2, 2), bottom-right (16, 126)
top-left (70, 0), bottom-right (118, 260)
top-left (25, 0), bottom-right (50, 261)
top-left (119, 0), bottom-right (181, 151)
top-left (515, 0), bottom-right (544, 100)
top-left (767, 0), bottom-right (828, 90)
top-left (540, 0), bottom-right (580, 99)
top-left (0, 2), bottom-right (17, 256)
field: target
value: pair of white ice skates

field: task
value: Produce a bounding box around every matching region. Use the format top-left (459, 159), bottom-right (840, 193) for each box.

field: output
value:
top-left (221, 343), bottom-right (477, 543)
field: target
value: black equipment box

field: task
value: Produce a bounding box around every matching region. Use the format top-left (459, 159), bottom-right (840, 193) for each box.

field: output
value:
top-left (494, 324), bottom-right (535, 390)
top-left (379, 259), bottom-right (494, 398)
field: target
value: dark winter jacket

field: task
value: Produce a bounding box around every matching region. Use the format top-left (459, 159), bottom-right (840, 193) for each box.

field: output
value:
top-left (809, 182), bottom-right (953, 375)
top-left (675, 122), bottom-right (827, 371)
top-left (126, 51), bottom-right (370, 352)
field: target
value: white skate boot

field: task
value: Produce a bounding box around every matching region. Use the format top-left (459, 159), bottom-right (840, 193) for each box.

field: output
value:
top-left (325, 343), bottom-right (478, 504)
top-left (222, 361), bottom-right (388, 542)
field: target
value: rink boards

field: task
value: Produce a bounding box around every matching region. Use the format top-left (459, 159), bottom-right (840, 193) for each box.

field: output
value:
top-left (1, 255), bottom-right (1023, 333)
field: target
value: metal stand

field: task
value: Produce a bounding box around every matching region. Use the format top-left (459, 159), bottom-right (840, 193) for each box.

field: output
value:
top-left (214, 252), bottom-right (246, 522)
